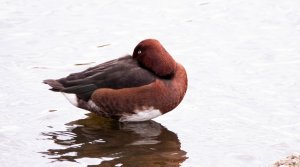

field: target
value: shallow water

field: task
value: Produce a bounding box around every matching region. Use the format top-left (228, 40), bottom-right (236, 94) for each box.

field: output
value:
top-left (1, 0), bottom-right (300, 166)
top-left (41, 114), bottom-right (187, 166)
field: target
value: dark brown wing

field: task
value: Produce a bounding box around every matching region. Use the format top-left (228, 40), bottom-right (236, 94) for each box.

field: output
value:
top-left (43, 55), bottom-right (156, 101)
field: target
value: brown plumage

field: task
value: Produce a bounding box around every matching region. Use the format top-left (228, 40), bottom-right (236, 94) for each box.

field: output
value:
top-left (44, 39), bottom-right (188, 122)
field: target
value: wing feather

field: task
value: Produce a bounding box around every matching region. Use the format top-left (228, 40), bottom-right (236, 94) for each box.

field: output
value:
top-left (44, 55), bottom-right (156, 101)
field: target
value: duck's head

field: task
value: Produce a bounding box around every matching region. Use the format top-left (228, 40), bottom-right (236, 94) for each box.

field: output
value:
top-left (133, 39), bottom-right (177, 78)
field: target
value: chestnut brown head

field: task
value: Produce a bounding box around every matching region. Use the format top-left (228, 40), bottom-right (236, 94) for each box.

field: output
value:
top-left (133, 39), bottom-right (177, 77)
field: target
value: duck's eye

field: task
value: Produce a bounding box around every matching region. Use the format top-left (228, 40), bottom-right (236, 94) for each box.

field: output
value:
top-left (138, 50), bottom-right (142, 54)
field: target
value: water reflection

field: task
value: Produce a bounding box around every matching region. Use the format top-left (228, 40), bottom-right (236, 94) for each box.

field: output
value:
top-left (41, 113), bottom-right (187, 166)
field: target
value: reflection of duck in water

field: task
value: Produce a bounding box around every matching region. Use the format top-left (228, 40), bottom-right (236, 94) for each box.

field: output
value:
top-left (41, 113), bottom-right (187, 167)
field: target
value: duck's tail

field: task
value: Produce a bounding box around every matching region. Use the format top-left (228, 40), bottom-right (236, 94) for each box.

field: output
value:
top-left (43, 79), bottom-right (64, 92)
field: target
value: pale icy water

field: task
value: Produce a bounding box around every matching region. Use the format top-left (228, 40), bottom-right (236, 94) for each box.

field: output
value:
top-left (1, 0), bottom-right (300, 166)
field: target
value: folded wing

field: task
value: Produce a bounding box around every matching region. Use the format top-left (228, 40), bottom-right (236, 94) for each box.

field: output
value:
top-left (43, 55), bottom-right (156, 101)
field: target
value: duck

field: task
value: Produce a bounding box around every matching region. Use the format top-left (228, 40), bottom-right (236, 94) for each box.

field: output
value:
top-left (43, 39), bottom-right (188, 122)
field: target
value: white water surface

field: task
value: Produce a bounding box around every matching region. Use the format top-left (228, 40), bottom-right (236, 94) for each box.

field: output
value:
top-left (1, 0), bottom-right (300, 166)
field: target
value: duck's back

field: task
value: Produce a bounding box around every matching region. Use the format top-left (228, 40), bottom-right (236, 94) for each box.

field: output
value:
top-left (44, 55), bottom-right (156, 102)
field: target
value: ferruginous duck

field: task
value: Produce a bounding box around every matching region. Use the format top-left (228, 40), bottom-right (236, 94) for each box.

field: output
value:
top-left (44, 39), bottom-right (188, 122)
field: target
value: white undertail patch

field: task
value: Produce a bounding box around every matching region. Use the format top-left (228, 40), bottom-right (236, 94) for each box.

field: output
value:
top-left (119, 106), bottom-right (162, 122)
top-left (62, 93), bottom-right (78, 106)
top-left (87, 100), bottom-right (101, 111)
